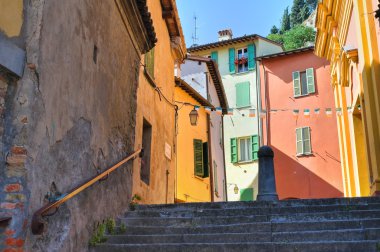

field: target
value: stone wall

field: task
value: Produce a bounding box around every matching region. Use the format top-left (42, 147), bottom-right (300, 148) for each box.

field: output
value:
top-left (0, 0), bottom-right (145, 251)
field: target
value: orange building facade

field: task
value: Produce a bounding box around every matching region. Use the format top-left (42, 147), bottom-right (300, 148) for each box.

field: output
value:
top-left (258, 47), bottom-right (344, 199)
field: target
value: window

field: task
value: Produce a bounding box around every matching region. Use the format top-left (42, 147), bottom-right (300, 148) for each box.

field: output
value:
top-left (230, 135), bottom-right (259, 163)
top-left (236, 82), bottom-right (250, 108)
top-left (237, 47), bottom-right (248, 73)
top-left (141, 118), bottom-right (152, 184)
top-left (213, 161), bottom-right (218, 196)
top-left (293, 68), bottom-right (315, 97)
top-left (193, 139), bottom-right (209, 178)
top-left (145, 48), bottom-right (155, 78)
top-left (296, 127), bottom-right (312, 155)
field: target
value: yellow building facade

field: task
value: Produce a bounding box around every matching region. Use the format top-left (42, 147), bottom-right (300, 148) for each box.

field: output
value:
top-left (315, 0), bottom-right (380, 196)
top-left (174, 78), bottom-right (213, 202)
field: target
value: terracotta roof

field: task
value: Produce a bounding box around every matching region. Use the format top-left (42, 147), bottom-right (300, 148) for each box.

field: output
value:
top-left (186, 55), bottom-right (228, 113)
top-left (187, 34), bottom-right (283, 53)
top-left (175, 77), bottom-right (213, 108)
top-left (255, 46), bottom-right (315, 60)
top-left (135, 0), bottom-right (157, 50)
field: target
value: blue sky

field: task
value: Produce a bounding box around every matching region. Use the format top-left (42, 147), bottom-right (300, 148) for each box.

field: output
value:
top-left (177, 0), bottom-right (294, 47)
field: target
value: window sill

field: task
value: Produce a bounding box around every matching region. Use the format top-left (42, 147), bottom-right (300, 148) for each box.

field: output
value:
top-left (194, 175), bottom-right (206, 181)
top-left (296, 153), bottom-right (313, 157)
top-left (235, 160), bottom-right (257, 165)
top-left (235, 105), bottom-right (252, 109)
top-left (231, 70), bottom-right (254, 76)
top-left (294, 92), bottom-right (315, 98)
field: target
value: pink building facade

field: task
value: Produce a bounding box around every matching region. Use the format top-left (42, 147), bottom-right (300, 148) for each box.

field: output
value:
top-left (258, 47), bottom-right (343, 199)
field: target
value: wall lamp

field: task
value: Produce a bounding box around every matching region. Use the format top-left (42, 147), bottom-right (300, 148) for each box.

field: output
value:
top-left (189, 107), bottom-right (199, 126)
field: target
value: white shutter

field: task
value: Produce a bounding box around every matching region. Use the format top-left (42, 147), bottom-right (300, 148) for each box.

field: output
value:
top-left (293, 71), bottom-right (301, 97)
top-left (303, 127), bottom-right (311, 154)
top-left (296, 128), bottom-right (303, 155)
top-left (306, 68), bottom-right (315, 94)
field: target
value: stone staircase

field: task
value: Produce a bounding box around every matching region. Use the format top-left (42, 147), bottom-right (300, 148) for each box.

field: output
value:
top-left (92, 197), bottom-right (380, 252)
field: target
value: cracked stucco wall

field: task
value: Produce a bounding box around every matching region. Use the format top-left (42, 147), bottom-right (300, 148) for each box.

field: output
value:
top-left (1, 0), bottom-right (142, 251)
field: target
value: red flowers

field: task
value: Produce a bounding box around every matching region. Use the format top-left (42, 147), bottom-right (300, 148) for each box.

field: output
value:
top-left (235, 56), bottom-right (248, 65)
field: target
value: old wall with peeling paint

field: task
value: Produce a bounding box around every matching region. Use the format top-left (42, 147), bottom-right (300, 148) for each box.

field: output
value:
top-left (0, 0), bottom-right (144, 251)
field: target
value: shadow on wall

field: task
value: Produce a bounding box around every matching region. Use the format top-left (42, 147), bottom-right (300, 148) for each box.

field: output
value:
top-left (271, 146), bottom-right (343, 200)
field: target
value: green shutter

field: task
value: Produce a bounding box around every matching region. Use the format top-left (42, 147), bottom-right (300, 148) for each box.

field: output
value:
top-left (293, 71), bottom-right (301, 97)
top-left (194, 139), bottom-right (204, 177)
top-left (145, 48), bottom-right (155, 78)
top-left (211, 51), bottom-right (218, 64)
top-left (306, 68), bottom-right (315, 94)
top-left (240, 188), bottom-right (253, 201)
top-left (203, 142), bottom-right (209, 178)
top-left (251, 135), bottom-right (259, 161)
top-left (229, 48), bottom-right (235, 74)
top-left (247, 44), bottom-right (256, 70)
top-left (230, 138), bottom-right (238, 163)
top-left (303, 127), bottom-right (311, 154)
top-left (296, 128), bottom-right (303, 155)
top-left (236, 82), bottom-right (250, 108)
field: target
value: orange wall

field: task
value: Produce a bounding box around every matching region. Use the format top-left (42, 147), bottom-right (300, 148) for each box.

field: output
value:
top-left (259, 51), bottom-right (343, 199)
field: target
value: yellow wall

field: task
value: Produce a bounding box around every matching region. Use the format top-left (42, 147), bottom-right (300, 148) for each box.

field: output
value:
top-left (132, 0), bottom-right (185, 204)
top-left (315, 0), bottom-right (380, 196)
top-left (0, 0), bottom-right (23, 37)
top-left (175, 87), bottom-right (211, 202)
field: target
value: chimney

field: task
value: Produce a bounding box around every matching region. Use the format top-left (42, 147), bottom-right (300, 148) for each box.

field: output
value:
top-left (218, 29), bottom-right (233, 41)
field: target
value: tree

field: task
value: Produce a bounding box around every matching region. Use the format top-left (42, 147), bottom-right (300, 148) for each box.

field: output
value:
top-left (270, 25), bottom-right (279, 34)
top-left (267, 33), bottom-right (284, 44)
top-left (280, 7), bottom-right (291, 34)
top-left (282, 25), bottom-right (316, 50)
top-left (290, 0), bottom-right (309, 27)
top-left (306, 0), bottom-right (318, 11)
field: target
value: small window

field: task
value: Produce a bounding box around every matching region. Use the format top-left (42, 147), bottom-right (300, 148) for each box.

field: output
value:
top-left (213, 161), bottom-right (218, 196)
top-left (238, 137), bottom-right (252, 162)
top-left (141, 118), bottom-right (152, 184)
top-left (193, 139), bottom-right (209, 178)
top-left (237, 47), bottom-right (248, 73)
top-left (231, 135), bottom-right (259, 163)
top-left (145, 48), bottom-right (155, 78)
top-left (296, 127), bottom-right (312, 156)
top-left (293, 68), bottom-right (315, 97)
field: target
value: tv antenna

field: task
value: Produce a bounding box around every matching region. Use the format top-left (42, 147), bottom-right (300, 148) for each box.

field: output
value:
top-left (191, 14), bottom-right (199, 47)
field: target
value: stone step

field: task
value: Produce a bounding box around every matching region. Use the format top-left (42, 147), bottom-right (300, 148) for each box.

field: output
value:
top-left (104, 228), bottom-right (380, 244)
top-left (92, 240), bottom-right (380, 252)
top-left (121, 215), bottom-right (268, 227)
top-left (126, 208), bottom-right (380, 221)
top-left (122, 210), bottom-right (380, 227)
top-left (134, 197), bottom-right (380, 211)
top-left (119, 219), bottom-right (380, 235)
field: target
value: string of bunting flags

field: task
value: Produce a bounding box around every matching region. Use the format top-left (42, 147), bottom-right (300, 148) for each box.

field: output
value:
top-left (187, 102), bottom-right (361, 118)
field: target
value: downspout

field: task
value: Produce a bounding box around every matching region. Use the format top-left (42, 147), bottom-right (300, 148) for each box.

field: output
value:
top-left (258, 59), bottom-right (270, 145)
top-left (221, 115), bottom-right (228, 202)
top-left (256, 60), bottom-right (263, 146)
top-left (205, 71), bottom-right (214, 202)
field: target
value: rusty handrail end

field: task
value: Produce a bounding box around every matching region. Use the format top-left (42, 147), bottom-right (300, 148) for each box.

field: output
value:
top-left (31, 148), bottom-right (142, 235)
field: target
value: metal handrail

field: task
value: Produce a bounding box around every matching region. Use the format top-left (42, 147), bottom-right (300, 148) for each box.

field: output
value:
top-left (31, 148), bottom-right (143, 235)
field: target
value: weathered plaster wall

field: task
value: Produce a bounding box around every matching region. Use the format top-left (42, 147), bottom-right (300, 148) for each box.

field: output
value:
top-left (259, 51), bottom-right (343, 199)
top-left (132, 0), bottom-right (177, 204)
top-left (1, 0), bottom-right (143, 251)
top-left (175, 88), bottom-right (211, 203)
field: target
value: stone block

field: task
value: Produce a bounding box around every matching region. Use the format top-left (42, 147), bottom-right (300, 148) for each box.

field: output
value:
top-left (0, 202), bottom-right (17, 209)
top-left (5, 193), bottom-right (26, 202)
top-left (6, 166), bottom-right (26, 177)
top-left (4, 184), bottom-right (23, 192)
top-left (4, 229), bottom-right (16, 236)
top-left (11, 146), bottom-right (27, 155)
top-left (5, 237), bottom-right (24, 247)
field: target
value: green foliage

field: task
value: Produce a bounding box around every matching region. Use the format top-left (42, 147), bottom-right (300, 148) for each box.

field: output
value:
top-left (270, 25), bottom-right (279, 35)
top-left (290, 0), bottom-right (310, 27)
top-left (129, 194), bottom-right (142, 211)
top-left (306, 0), bottom-right (318, 11)
top-left (106, 218), bottom-right (116, 235)
top-left (119, 223), bottom-right (127, 234)
top-left (89, 223), bottom-right (107, 247)
top-left (280, 7), bottom-right (291, 33)
top-left (282, 25), bottom-right (316, 50)
top-left (267, 34), bottom-right (284, 44)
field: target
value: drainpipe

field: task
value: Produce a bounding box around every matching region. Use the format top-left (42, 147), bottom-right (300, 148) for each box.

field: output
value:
top-left (221, 116), bottom-right (228, 202)
top-left (258, 59), bottom-right (270, 145)
top-left (205, 71), bottom-right (214, 202)
top-left (256, 60), bottom-right (263, 146)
